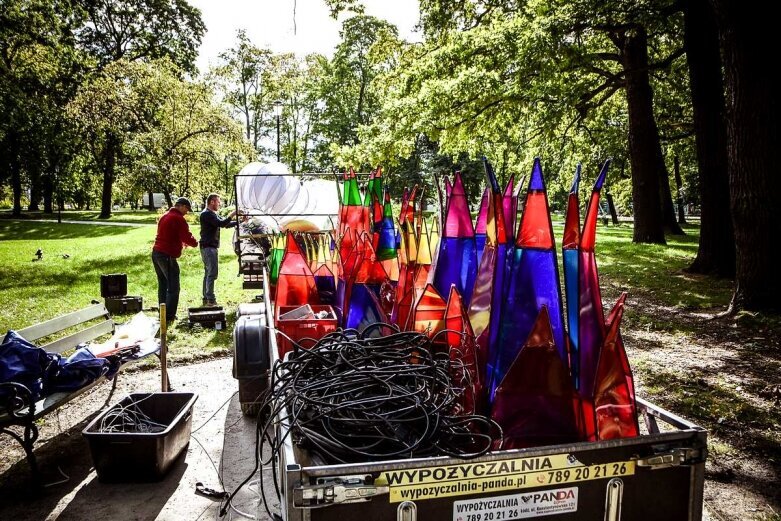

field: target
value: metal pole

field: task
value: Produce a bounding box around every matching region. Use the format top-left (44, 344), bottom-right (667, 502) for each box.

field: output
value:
top-left (276, 114), bottom-right (281, 162)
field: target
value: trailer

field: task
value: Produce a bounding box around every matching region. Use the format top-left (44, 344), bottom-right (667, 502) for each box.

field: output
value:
top-left (230, 165), bottom-right (707, 520)
top-left (232, 267), bottom-right (707, 521)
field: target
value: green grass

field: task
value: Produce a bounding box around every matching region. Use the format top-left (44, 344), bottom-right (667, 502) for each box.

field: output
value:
top-left (552, 219), bottom-right (733, 311)
top-left (0, 209), bottom-right (163, 224)
top-left (0, 218), bottom-right (737, 362)
top-left (0, 220), bottom-right (246, 363)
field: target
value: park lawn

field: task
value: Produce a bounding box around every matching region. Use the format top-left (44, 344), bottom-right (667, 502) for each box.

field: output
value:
top-left (551, 218), bottom-right (733, 309)
top-left (0, 209), bottom-right (164, 224)
top-left (0, 217), bottom-right (737, 364)
top-left (0, 220), bottom-right (246, 365)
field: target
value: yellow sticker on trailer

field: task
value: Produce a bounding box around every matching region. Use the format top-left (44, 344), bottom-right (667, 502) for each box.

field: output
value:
top-left (382, 455), bottom-right (635, 503)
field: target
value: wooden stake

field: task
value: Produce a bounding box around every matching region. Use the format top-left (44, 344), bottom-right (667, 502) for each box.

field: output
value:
top-left (160, 303), bottom-right (168, 392)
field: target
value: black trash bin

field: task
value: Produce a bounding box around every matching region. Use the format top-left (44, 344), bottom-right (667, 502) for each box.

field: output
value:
top-left (83, 392), bottom-right (198, 482)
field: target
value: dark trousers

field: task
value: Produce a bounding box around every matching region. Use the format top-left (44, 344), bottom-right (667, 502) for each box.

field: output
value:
top-left (200, 247), bottom-right (218, 302)
top-left (152, 250), bottom-right (180, 320)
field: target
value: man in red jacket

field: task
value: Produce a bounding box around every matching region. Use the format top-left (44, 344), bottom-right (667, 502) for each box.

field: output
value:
top-left (152, 197), bottom-right (198, 322)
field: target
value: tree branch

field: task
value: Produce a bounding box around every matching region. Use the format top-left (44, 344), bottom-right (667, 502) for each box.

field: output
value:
top-left (650, 47), bottom-right (685, 70)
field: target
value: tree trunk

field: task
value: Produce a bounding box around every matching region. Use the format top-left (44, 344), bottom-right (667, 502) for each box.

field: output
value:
top-left (43, 171), bottom-right (55, 214)
top-left (11, 154), bottom-right (22, 217)
top-left (619, 26), bottom-right (666, 244)
top-left (292, 125), bottom-right (298, 174)
top-left (658, 156), bottom-right (684, 234)
top-left (606, 192), bottom-right (619, 225)
top-left (28, 167), bottom-right (41, 212)
top-left (163, 190), bottom-right (173, 208)
top-left (99, 134), bottom-right (118, 219)
top-left (673, 156), bottom-right (686, 225)
top-left (712, 0), bottom-right (780, 310)
top-left (685, 0), bottom-right (735, 278)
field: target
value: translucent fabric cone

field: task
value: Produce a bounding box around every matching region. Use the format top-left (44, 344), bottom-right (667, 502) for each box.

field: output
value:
top-left (491, 306), bottom-right (581, 449)
top-left (433, 172), bottom-right (478, 306)
top-left (344, 238), bottom-right (391, 330)
top-left (363, 166), bottom-right (383, 209)
top-left (415, 186), bottom-right (426, 239)
top-left (493, 158), bottom-right (568, 400)
top-left (313, 265), bottom-right (337, 306)
top-left (412, 218), bottom-right (433, 294)
top-left (474, 187), bottom-right (489, 265)
top-left (429, 216), bottom-right (441, 268)
top-left (578, 159), bottom-right (611, 400)
top-left (411, 283), bottom-right (447, 340)
top-left (363, 168), bottom-right (375, 207)
top-left (396, 286), bottom-right (414, 331)
top-left (269, 233), bottom-right (285, 285)
top-left (563, 164), bottom-right (582, 388)
top-left (395, 218), bottom-right (419, 325)
top-left (593, 293), bottom-right (639, 440)
top-left (469, 158), bottom-right (510, 400)
top-left (400, 185), bottom-right (418, 234)
top-left (338, 168), bottom-right (367, 272)
top-left (275, 231), bottom-right (319, 311)
top-left (392, 227), bottom-right (410, 326)
top-left (502, 175), bottom-right (517, 240)
top-left (376, 188), bottom-right (398, 262)
top-left (445, 285), bottom-right (480, 415)
top-left (305, 234), bottom-right (317, 271)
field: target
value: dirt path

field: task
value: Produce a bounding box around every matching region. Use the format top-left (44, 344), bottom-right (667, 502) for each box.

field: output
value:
top-left (611, 282), bottom-right (781, 521)
top-left (1, 292), bottom-right (779, 519)
top-left (0, 358), bottom-right (268, 521)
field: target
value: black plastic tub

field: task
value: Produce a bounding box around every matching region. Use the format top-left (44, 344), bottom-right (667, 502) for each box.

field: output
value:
top-left (83, 392), bottom-right (198, 482)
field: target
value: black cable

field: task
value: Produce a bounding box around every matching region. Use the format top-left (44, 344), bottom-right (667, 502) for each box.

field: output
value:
top-left (219, 328), bottom-right (502, 518)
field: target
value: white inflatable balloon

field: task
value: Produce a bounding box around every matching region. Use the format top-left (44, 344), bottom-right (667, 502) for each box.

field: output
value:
top-left (237, 162), bottom-right (339, 231)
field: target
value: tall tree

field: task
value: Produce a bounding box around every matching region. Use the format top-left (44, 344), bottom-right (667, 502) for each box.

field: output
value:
top-left (76, 0), bottom-right (206, 217)
top-left (683, 0), bottom-right (734, 277)
top-left (710, 0), bottom-right (780, 311)
top-left (0, 0), bottom-right (84, 216)
top-left (78, 0), bottom-right (205, 74)
top-left (318, 15), bottom-right (399, 167)
top-left (212, 30), bottom-right (273, 152)
top-left (268, 53), bottom-right (332, 172)
top-left (617, 25), bottom-right (667, 243)
top-left (334, 1), bottom-right (688, 242)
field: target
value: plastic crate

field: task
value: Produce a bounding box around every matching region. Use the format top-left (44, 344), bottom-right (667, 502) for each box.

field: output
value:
top-left (275, 305), bottom-right (337, 357)
top-left (82, 392), bottom-right (198, 482)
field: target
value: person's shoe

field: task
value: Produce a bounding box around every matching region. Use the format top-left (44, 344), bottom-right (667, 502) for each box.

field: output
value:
top-left (206, 299), bottom-right (218, 307)
top-left (166, 315), bottom-right (177, 323)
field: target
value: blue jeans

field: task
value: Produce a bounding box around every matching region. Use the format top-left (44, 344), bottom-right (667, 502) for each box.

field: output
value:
top-left (201, 247), bottom-right (218, 302)
top-left (152, 250), bottom-right (180, 320)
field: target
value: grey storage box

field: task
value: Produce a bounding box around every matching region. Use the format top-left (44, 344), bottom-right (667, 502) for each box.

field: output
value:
top-left (82, 392), bottom-right (197, 482)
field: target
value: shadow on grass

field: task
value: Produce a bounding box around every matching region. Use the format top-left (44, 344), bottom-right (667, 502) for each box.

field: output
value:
top-left (642, 367), bottom-right (781, 511)
top-left (0, 221), bottom-right (136, 240)
top-left (0, 209), bottom-right (159, 224)
top-left (0, 252), bottom-right (152, 291)
top-left (643, 366), bottom-right (781, 459)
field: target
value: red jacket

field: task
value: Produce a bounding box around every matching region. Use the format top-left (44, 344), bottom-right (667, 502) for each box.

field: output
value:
top-left (153, 208), bottom-right (198, 258)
